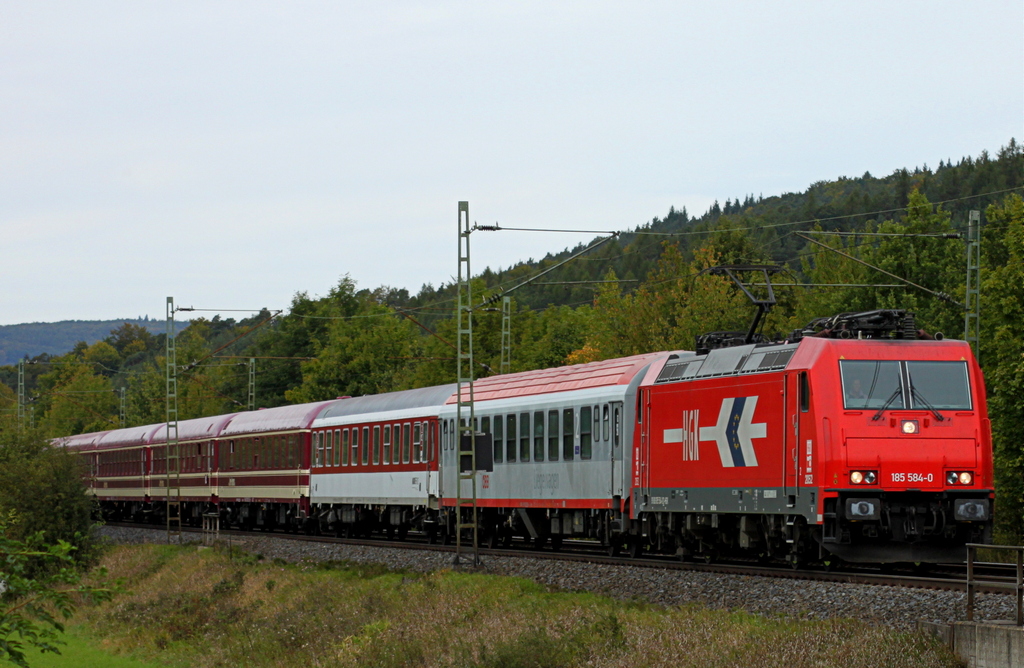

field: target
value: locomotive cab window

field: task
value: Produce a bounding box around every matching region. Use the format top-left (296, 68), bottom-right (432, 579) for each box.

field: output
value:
top-left (907, 361), bottom-right (972, 410)
top-left (799, 372), bottom-right (810, 413)
top-left (841, 360), bottom-right (972, 412)
top-left (840, 360), bottom-right (905, 410)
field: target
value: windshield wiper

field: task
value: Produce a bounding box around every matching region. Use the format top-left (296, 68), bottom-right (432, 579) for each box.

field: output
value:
top-left (911, 384), bottom-right (945, 422)
top-left (871, 387), bottom-right (903, 421)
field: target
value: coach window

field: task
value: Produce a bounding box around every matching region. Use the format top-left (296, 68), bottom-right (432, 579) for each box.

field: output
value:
top-left (351, 428), bottom-right (360, 466)
top-left (373, 426), bottom-right (381, 465)
top-left (229, 440), bottom-right (235, 469)
top-left (413, 423), bottom-right (422, 463)
top-left (580, 406), bottom-right (593, 460)
top-left (593, 406), bottom-right (601, 443)
top-left (393, 424), bottom-right (402, 463)
top-left (519, 413), bottom-right (531, 462)
top-left (428, 422), bottom-right (436, 462)
top-left (506, 414), bottom-right (517, 463)
top-left (330, 430), bottom-right (338, 467)
top-left (548, 410), bottom-right (560, 461)
top-left (362, 427), bottom-right (370, 465)
top-left (324, 430), bottom-right (333, 468)
top-left (799, 372), bottom-right (810, 413)
top-left (492, 415), bottom-right (503, 464)
top-left (563, 408), bottom-right (575, 461)
top-left (399, 423), bottom-right (409, 463)
top-left (533, 412), bottom-right (545, 462)
top-left (382, 425), bottom-right (391, 464)
top-left (602, 405), bottom-right (610, 442)
top-left (341, 429), bottom-right (350, 466)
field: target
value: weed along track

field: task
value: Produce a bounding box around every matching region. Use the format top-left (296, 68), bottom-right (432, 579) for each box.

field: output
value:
top-left (102, 524), bottom-right (1019, 632)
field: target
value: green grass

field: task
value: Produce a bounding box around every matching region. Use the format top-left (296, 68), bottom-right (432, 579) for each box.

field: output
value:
top-left (64, 543), bottom-right (961, 668)
top-left (26, 627), bottom-right (165, 668)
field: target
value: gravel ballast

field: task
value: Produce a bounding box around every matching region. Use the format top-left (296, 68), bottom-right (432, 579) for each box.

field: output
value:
top-left (98, 525), bottom-right (1016, 631)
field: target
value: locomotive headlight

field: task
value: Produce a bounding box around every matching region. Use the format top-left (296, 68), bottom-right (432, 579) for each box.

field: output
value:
top-left (959, 471), bottom-right (973, 485)
top-left (901, 420), bottom-right (919, 434)
top-left (850, 471), bottom-right (864, 484)
top-left (864, 471), bottom-right (877, 484)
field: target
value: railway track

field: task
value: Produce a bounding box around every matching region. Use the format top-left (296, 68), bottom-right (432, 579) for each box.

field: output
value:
top-left (106, 522), bottom-right (1017, 596)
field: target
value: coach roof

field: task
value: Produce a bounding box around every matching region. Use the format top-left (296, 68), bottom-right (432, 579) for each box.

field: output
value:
top-left (150, 412), bottom-right (239, 444)
top-left (220, 400), bottom-right (337, 436)
top-left (448, 352), bottom-right (672, 404)
top-left (95, 423), bottom-right (164, 449)
top-left (318, 384), bottom-right (457, 421)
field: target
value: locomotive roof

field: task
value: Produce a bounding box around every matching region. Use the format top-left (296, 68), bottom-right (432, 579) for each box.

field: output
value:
top-left (652, 341), bottom-right (800, 385)
top-left (150, 412), bottom-right (240, 444)
top-left (318, 384), bottom-right (457, 420)
top-left (449, 352), bottom-right (672, 403)
top-left (219, 400), bottom-right (337, 436)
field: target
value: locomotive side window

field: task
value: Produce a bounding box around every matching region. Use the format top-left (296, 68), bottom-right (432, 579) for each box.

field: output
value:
top-left (563, 408), bottom-right (575, 461)
top-left (493, 415), bottom-right (504, 464)
top-left (840, 360), bottom-right (905, 410)
top-left (799, 372), bottom-right (810, 413)
top-left (533, 411), bottom-right (545, 462)
top-left (506, 414), bottom-right (517, 463)
top-left (580, 406), bottom-right (593, 459)
top-left (548, 410), bottom-right (559, 461)
top-left (907, 361), bottom-right (972, 410)
top-left (519, 413), bottom-right (531, 462)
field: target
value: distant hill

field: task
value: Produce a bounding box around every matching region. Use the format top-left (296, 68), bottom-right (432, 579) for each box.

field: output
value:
top-left (0, 319), bottom-right (178, 365)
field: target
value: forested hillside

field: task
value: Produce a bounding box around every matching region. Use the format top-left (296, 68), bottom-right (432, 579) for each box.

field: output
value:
top-left (0, 318), bottom-right (180, 365)
top-left (1, 140), bottom-right (1021, 541)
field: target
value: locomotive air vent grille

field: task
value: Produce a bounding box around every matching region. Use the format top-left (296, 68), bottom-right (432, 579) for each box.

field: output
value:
top-left (655, 362), bottom-right (691, 383)
top-left (759, 349), bottom-right (795, 369)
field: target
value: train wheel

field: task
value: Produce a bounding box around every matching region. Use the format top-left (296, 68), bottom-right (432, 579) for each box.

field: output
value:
top-left (607, 540), bottom-right (620, 557)
top-left (628, 539), bottom-right (643, 559)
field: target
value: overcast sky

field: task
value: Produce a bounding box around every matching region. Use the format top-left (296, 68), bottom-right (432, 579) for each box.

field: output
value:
top-left (2, 2), bottom-right (1021, 325)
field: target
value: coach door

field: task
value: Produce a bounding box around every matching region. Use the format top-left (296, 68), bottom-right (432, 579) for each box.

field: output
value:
top-left (609, 403), bottom-right (624, 498)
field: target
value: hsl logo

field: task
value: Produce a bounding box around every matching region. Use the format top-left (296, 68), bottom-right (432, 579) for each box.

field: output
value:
top-left (663, 396), bottom-right (766, 467)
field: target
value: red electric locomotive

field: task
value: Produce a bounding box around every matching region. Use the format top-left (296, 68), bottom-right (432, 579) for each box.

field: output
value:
top-left (631, 309), bottom-right (993, 564)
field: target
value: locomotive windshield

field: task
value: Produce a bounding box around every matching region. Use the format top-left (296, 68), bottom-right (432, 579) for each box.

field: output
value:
top-left (840, 360), bottom-right (972, 411)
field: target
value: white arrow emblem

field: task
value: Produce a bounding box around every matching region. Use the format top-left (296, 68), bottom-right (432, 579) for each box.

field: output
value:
top-left (698, 396), bottom-right (766, 467)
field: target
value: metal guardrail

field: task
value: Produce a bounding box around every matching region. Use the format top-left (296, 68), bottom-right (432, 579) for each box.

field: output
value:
top-left (966, 543), bottom-right (1024, 625)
